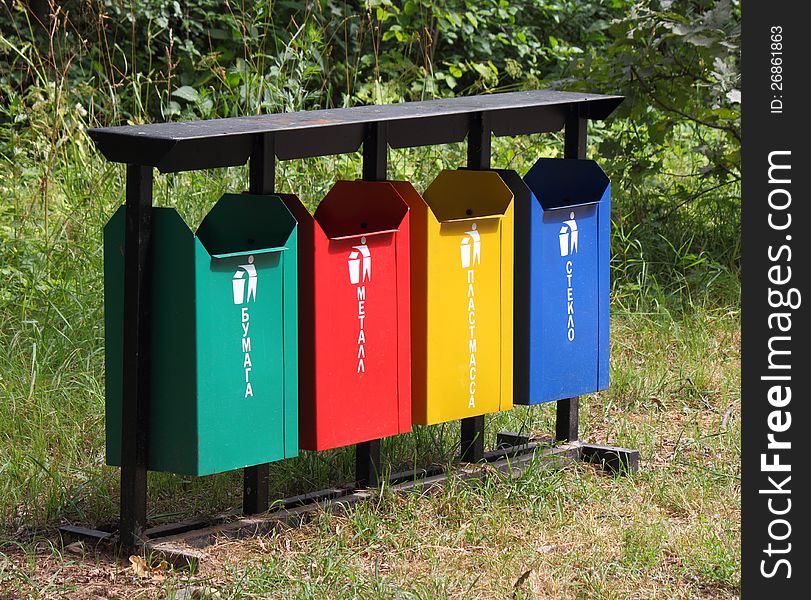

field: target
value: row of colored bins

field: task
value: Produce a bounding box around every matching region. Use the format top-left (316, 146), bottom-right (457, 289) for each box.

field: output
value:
top-left (104, 159), bottom-right (610, 476)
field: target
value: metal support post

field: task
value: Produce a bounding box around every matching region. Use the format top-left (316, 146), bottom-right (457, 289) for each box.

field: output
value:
top-left (356, 122), bottom-right (387, 487)
top-left (460, 112), bottom-right (491, 463)
top-left (119, 164), bottom-right (154, 551)
top-left (243, 132), bottom-right (276, 515)
top-left (555, 109), bottom-right (587, 443)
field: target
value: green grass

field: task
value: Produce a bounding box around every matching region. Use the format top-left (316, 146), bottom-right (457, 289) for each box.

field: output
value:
top-left (0, 274), bottom-right (741, 597)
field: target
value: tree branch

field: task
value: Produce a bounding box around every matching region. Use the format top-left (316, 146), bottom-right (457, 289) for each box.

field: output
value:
top-left (631, 66), bottom-right (741, 144)
top-left (661, 177), bottom-right (741, 222)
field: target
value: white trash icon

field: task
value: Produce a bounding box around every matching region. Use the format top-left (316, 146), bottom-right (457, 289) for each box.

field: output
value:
top-left (558, 212), bottom-right (579, 257)
top-left (348, 237), bottom-right (371, 284)
top-left (232, 255), bottom-right (258, 304)
top-left (460, 224), bottom-right (481, 268)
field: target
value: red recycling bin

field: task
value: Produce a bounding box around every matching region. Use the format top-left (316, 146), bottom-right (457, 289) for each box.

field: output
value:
top-left (283, 181), bottom-right (412, 451)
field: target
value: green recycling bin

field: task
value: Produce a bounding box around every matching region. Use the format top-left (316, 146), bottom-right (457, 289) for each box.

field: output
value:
top-left (104, 194), bottom-right (299, 476)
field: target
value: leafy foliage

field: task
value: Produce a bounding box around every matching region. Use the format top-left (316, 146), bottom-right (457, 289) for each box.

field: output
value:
top-left (588, 0), bottom-right (741, 301)
top-left (1, 0), bottom-right (740, 298)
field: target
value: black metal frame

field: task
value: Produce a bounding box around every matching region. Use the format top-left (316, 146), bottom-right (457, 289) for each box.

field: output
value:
top-left (61, 433), bottom-right (636, 566)
top-left (355, 121), bottom-right (388, 488)
top-left (242, 132), bottom-right (276, 516)
top-left (118, 165), bottom-right (153, 550)
top-left (78, 91), bottom-right (639, 554)
top-left (89, 91), bottom-right (622, 172)
top-left (459, 111), bottom-right (492, 463)
top-left (555, 111), bottom-right (588, 445)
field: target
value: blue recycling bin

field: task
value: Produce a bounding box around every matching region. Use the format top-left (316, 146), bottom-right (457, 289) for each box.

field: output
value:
top-left (512, 158), bottom-right (611, 405)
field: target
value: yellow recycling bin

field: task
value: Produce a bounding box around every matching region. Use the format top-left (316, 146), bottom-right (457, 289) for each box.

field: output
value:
top-left (396, 171), bottom-right (514, 426)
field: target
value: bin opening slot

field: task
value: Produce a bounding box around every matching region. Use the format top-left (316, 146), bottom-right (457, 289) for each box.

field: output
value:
top-left (523, 158), bottom-right (609, 210)
top-left (544, 199), bottom-right (602, 212)
top-left (440, 214), bottom-right (503, 225)
top-left (424, 170), bottom-right (513, 223)
top-left (196, 193), bottom-right (297, 258)
top-left (328, 228), bottom-right (399, 241)
top-left (315, 180), bottom-right (409, 240)
top-left (211, 246), bottom-right (288, 259)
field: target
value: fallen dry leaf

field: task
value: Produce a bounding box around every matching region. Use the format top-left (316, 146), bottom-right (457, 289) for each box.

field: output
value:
top-left (513, 568), bottom-right (533, 599)
top-left (128, 555), bottom-right (170, 580)
top-left (129, 555), bottom-right (150, 578)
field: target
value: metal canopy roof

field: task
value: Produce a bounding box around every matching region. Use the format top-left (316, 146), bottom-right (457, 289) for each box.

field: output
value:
top-left (88, 90), bottom-right (623, 173)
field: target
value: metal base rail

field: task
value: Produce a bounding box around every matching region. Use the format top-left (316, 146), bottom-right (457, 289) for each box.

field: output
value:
top-left (59, 432), bottom-right (638, 566)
